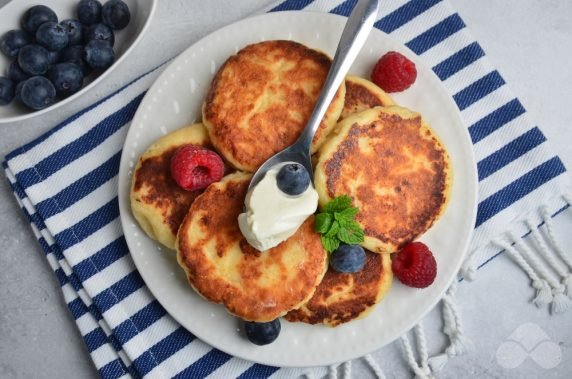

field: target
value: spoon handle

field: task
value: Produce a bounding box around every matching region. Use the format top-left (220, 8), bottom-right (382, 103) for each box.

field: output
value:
top-left (297, 0), bottom-right (380, 152)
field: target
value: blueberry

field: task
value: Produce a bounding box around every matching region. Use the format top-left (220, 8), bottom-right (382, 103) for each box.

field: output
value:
top-left (7, 60), bottom-right (31, 83)
top-left (47, 50), bottom-right (62, 66)
top-left (276, 163), bottom-right (311, 196)
top-left (48, 63), bottom-right (84, 98)
top-left (60, 19), bottom-right (84, 46)
top-left (60, 45), bottom-right (91, 76)
top-left (330, 244), bottom-right (366, 273)
top-left (0, 77), bottom-right (16, 105)
top-left (77, 0), bottom-right (102, 25)
top-left (102, 0), bottom-right (130, 30)
top-left (19, 76), bottom-right (56, 110)
top-left (0, 30), bottom-right (31, 58)
top-left (36, 22), bottom-right (69, 52)
top-left (18, 45), bottom-right (50, 75)
top-left (14, 80), bottom-right (25, 102)
top-left (84, 23), bottom-right (115, 47)
top-left (21, 5), bottom-right (58, 34)
top-left (244, 319), bottom-right (281, 345)
top-left (84, 40), bottom-right (114, 70)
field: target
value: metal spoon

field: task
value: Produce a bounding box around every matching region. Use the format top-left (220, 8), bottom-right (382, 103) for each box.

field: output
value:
top-left (247, 0), bottom-right (380, 191)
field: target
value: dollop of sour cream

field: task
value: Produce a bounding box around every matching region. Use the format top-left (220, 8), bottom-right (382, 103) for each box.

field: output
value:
top-left (238, 162), bottom-right (318, 251)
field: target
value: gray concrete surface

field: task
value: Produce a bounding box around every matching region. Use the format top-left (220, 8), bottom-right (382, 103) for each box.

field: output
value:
top-left (1, 1), bottom-right (571, 378)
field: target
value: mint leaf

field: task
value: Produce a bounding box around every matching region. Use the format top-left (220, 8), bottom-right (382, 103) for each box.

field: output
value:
top-left (325, 220), bottom-right (340, 237)
top-left (321, 235), bottom-right (340, 253)
top-left (315, 213), bottom-right (333, 234)
top-left (334, 207), bottom-right (359, 226)
top-left (338, 206), bottom-right (359, 220)
top-left (324, 195), bottom-right (352, 213)
top-left (315, 195), bottom-right (365, 253)
top-left (338, 221), bottom-right (364, 244)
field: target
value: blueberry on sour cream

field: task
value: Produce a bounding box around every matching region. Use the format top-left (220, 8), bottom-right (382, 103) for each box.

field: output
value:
top-left (276, 163), bottom-right (311, 196)
top-left (330, 244), bottom-right (366, 273)
top-left (244, 319), bottom-right (281, 345)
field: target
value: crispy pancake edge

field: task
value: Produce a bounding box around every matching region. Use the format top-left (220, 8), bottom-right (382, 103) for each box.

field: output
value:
top-left (285, 252), bottom-right (393, 326)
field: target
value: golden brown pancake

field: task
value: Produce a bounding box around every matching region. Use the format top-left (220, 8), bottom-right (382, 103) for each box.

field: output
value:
top-left (285, 251), bottom-right (392, 326)
top-left (315, 106), bottom-right (452, 253)
top-left (203, 40), bottom-right (346, 172)
top-left (176, 172), bottom-right (328, 322)
top-left (340, 75), bottom-right (395, 119)
top-left (130, 123), bottom-right (212, 250)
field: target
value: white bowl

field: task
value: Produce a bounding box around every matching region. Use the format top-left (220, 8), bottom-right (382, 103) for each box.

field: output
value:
top-left (0, 0), bottom-right (156, 123)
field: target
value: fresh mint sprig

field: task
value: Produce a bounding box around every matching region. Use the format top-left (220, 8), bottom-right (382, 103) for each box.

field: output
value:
top-left (315, 195), bottom-right (364, 253)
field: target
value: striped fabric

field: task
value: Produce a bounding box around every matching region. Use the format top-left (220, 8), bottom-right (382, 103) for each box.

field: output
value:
top-left (3, 0), bottom-right (570, 378)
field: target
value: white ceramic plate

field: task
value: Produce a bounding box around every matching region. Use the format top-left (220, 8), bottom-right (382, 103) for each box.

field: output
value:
top-left (118, 11), bottom-right (478, 368)
top-left (0, 0), bottom-right (156, 123)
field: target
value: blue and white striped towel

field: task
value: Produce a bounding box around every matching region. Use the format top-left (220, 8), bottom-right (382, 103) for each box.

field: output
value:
top-left (3, 0), bottom-right (572, 378)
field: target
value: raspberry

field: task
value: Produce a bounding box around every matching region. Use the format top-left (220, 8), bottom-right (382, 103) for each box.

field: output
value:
top-left (391, 242), bottom-right (436, 288)
top-left (371, 51), bottom-right (417, 93)
top-left (170, 144), bottom-right (224, 191)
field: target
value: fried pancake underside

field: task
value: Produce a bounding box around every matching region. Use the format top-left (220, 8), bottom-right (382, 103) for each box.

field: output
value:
top-left (286, 251), bottom-right (392, 326)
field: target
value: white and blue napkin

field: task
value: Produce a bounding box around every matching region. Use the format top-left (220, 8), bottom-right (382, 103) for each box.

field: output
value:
top-left (3, 1), bottom-right (571, 378)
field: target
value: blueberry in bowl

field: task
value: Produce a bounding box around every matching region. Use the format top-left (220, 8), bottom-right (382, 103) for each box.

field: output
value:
top-left (60, 45), bottom-right (91, 76)
top-left (102, 0), bottom-right (131, 30)
top-left (18, 44), bottom-right (50, 76)
top-left (7, 60), bottom-right (31, 83)
top-left (19, 76), bottom-right (56, 110)
top-left (21, 5), bottom-right (58, 34)
top-left (0, 29), bottom-right (32, 58)
top-left (0, 77), bottom-right (16, 105)
top-left (84, 39), bottom-right (114, 70)
top-left (60, 19), bottom-right (84, 46)
top-left (0, 0), bottom-right (157, 123)
top-left (77, 0), bottom-right (103, 25)
top-left (84, 23), bottom-right (115, 47)
top-left (36, 22), bottom-right (70, 52)
top-left (48, 63), bottom-right (84, 98)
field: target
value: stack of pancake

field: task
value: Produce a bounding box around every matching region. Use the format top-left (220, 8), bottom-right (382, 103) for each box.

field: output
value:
top-left (130, 40), bottom-right (452, 326)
